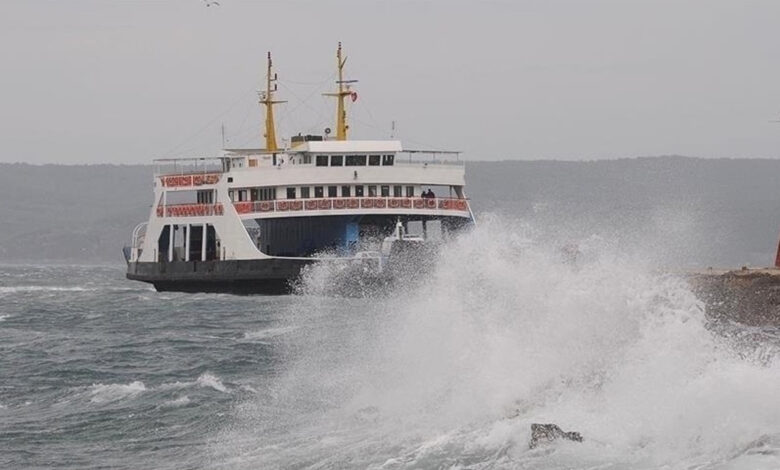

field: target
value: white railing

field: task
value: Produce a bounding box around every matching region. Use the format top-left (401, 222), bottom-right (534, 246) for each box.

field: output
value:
top-left (130, 222), bottom-right (148, 262)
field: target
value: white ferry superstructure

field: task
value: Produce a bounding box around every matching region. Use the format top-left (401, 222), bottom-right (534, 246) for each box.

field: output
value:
top-left (125, 45), bottom-right (475, 293)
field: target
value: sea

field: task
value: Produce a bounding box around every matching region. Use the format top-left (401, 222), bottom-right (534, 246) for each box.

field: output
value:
top-left (2, 219), bottom-right (780, 469)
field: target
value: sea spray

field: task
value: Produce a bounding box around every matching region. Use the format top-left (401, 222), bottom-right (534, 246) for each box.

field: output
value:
top-left (213, 219), bottom-right (780, 469)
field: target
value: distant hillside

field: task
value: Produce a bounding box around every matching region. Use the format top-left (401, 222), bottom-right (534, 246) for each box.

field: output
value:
top-left (1, 158), bottom-right (779, 267)
top-left (0, 164), bottom-right (153, 263)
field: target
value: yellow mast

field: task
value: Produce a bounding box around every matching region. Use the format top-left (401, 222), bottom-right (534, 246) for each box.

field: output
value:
top-left (259, 52), bottom-right (285, 151)
top-left (323, 42), bottom-right (357, 141)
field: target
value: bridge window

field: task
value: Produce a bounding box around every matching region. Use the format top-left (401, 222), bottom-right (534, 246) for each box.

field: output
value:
top-left (314, 186), bottom-right (324, 198)
top-left (382, 154), bottom-right (395, 166)
top-left (368, 155), bottom-right (380, 166)
top-left (346, 155), bottom-right (366, 166)
top-left (330, 155), bottom-right (343, 166)
top-left (393, 185), bottom-right (402, 197)
top-left (316, 155), bottom-right (328, 167)
top-left (381, 185), bottom-right (390, 197)
top-left (256, 187), bottom-right (276, 201)
top-left (368, 185), bottom-right (377, 197)
top-left (328, 186), bottom-right (338, 197)
top-left (286, 187), bottom-right (296, 199)
top-left (406, 186), bottom-right (415, 197)
top-left (302, 154), bottom-right (312, 164)
top-left (355, 185), bottom-right (364, 197)
top-left (197, 190), bottom-right (214, 204)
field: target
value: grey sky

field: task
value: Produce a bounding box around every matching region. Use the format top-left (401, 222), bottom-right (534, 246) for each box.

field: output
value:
top-left (1, 0), bottom-right (779, 164)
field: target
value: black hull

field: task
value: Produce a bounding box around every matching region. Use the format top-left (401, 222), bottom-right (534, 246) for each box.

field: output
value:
top-left (126, 258), bottom-right (314, 295)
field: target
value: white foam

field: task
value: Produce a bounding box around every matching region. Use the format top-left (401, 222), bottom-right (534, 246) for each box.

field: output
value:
top-left (163, 396), bottom-right (191, 408)
top-left (89, 381), bottom-right (147, 403)
top-left (197, 373), bottom-right (228, 393)
top-left (215, 218), bottom-right (780, 468)
top-left (243, 326), bottom-right (296, 341)
top-left (0, 286), bottom-right (95, 294)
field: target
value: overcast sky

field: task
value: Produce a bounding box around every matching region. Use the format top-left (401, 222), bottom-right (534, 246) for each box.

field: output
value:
top-left (1, 0), bottom-right (779, 164)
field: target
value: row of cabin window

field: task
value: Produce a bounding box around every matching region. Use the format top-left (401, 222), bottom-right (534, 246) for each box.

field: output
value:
top-left (229, 185), bottom-right (417, 202)
top-left (314, 154), bottom-right (395, 167)
top-left (286, 184), bottom-right (415, 199)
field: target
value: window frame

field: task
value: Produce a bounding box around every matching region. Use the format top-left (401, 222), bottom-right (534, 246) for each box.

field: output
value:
top-left (345, 154), bottom-right (367, 166)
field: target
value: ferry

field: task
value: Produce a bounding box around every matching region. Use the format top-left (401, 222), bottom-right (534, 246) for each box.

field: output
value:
top-left (125, 44), bottom-right (475, 294)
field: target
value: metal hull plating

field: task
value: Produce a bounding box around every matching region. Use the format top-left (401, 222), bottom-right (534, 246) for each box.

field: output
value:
top-left (126, 258), bottom-right (313, 294)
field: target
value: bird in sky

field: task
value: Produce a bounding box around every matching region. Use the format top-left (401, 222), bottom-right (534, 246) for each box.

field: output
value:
top-left (204, 0), bottom-right (220, 7)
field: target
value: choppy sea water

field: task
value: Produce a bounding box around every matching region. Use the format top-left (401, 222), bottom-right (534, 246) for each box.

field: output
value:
top-left (2, 220), bottom-right (780, 469)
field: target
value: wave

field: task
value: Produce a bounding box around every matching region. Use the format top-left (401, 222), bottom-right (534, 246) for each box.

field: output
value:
top-left (196, 373), bottom-right (229, 393)
top-left (0, 286), bottom-right (97, 294)
top-left (159, 373), bottom-right (230, 394)
top-left (243, 326), bottom-right (297, 341)
top-left (213, 217), bottom-right (780, 469)
top-left (89, 381), bottom-right (147, 404)
top-left (162, 396), bottom-right (191, 408)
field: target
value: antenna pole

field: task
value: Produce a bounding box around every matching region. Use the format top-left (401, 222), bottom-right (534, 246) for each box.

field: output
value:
top-left (221, 123), bottom-right (226, 148)
top-left (259, 52), bottom-right (286, 151)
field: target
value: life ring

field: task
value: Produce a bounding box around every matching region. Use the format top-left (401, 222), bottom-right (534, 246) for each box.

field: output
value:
top-left (413, 198), bottom-right (425, 209)
top-left (333, 199), bottom-right (346, 209)
top-left (277, 201), bottom-right (289, 211)
top-left (347, 198), bottom-right (359, 209)
top-left (361, 198), bottom-right (373, 208)
top-left (156, 206), bottom-right (163, 217)
top-left (292, 201), bottom-right (303, 211)
top-left (456, 200), bottom-right (467, 211)
top-left (401, 199), bottom-right (412, 208)
top-left (215, 204), bottom-right (224, 215)
top-left (192, 175), bottom-right (203, 186)
top-left (305, 200), bottom-right (317, 210)
top-left (374, 198), bottom-right (386, 208)
top-left (389, 198), bottom-right (400, 209)
top-left (259, 201), bottom-right (273, 212)
top-left (426, 199), bottom-right (436, 209)
top-left (318, 199), bottom-right (331, 210)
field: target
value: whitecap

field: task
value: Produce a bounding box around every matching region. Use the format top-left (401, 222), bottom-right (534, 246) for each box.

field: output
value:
top-left (163, 395), bottom-right (191, 408)
top-left (0, 286), bottom-right (95, 294)
top-left (197, 373), bottom-right (229, 393)
top-left (89, 381), bottom-right (147, 403)
top-left (243, 326), bottom-right (297, 341)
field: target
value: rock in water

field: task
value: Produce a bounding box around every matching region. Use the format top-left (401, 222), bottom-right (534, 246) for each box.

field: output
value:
top-left (529, 423), bottom-right (583, 448)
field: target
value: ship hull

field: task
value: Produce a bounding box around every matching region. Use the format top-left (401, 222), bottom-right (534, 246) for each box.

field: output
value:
top-left (126, 258), bottom-right (314, 294)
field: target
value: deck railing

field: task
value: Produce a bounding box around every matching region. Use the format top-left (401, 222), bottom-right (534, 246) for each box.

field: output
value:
top-left (155, 198), bottom-right (468, 218)
top-left (160, 173), bottom-right (221, 188)
top-left (233, 197), bottom-right (469, 215)
top-left (156, 203), bottom-right (224, 217)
